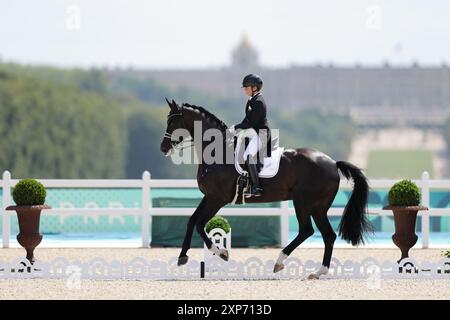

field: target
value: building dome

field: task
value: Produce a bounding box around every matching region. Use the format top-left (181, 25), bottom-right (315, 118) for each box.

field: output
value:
top-left (231, 34), bottom-right (259, 69)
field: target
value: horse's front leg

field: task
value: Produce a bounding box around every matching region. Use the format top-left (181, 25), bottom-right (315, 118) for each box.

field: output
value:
top-left (178, 197), bottom-right (206, 266)
top-left (195, 198), bottom-right (229, 261)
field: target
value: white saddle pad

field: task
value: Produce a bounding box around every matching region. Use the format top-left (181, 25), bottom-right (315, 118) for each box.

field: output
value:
top-left (235, 147), bottom-right (284, 178)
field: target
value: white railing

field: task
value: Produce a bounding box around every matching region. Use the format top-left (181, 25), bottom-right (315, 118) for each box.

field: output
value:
top-left (1, 170), bottom-right (448, 249)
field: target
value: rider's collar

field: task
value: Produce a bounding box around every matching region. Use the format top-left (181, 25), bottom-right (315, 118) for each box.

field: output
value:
top-left (249, 91), bottom-right (262, 100)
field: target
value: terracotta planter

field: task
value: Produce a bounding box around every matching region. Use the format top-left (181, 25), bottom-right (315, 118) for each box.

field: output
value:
top-left (383, 205), bottom-right (428, 262)
top-left (6, 204), bottom-right (51, 264)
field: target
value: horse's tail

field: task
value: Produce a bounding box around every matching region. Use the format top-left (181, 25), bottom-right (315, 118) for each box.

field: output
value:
top-left (336, 161), bottom-right (373, 246)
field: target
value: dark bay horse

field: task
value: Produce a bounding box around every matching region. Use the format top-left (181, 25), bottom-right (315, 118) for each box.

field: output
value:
top-left (160, 99), bottom-right (372, 278)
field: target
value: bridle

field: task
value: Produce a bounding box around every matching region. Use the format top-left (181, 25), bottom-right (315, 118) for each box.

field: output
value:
top-left (164, 106), bottom-right (193, 151)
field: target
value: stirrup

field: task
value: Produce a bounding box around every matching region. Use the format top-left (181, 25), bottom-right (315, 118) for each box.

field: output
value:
top-left (244, 186), bottom-right (263, 198)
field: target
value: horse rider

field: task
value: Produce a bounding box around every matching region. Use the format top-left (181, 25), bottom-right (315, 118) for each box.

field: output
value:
top-left (228, 74), bottom-right (271, 198)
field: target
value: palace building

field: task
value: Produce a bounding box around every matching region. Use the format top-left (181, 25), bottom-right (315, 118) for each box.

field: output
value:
top-left (115, 35), bottom-right (450, 126)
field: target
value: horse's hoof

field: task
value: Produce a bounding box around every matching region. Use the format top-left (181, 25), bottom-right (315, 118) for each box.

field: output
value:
top-left (219, 249), bottom-right (229, 261)
top-left (307, 266), bottom-right (328, 279)
top-left (273, 263), bottom-right (285, 273)
top-left (307, 273), bottom-right (320, 280)
top-left (177, 256), bottom-right (189, 266)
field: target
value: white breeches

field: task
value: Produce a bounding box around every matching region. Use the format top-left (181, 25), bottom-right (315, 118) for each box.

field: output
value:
top-left (240, 129), bottom-right (262, 160)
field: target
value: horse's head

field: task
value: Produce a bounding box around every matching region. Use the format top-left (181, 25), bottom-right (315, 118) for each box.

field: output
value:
top-left (160, 99), bottom-right (229, 157)
top-left (160, 98), bottom-right (188, 156)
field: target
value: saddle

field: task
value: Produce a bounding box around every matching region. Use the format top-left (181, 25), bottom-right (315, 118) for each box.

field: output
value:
top-left (233, 131), bottom-right (284, 179)
top-left (231, 132), bottom-right (284, 205)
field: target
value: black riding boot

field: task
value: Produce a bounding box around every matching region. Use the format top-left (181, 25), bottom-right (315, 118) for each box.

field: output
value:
top-left (245, 159), bottom-right (263, 198)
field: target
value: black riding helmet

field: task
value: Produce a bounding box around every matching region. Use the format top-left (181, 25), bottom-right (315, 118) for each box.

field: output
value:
top-left (241, 74), bottom-right (263, 90)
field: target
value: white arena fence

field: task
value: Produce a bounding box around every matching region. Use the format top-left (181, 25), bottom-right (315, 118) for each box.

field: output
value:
top-left (1, 225), bottom-right (448, 281)
top-left (1, 170), bottom-right (448, 249)
top-left (0, 256), bottom-right (449, 280)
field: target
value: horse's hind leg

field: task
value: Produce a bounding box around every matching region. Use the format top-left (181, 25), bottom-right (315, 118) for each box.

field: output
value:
top-left (273, 198), bottom-right (314, 273)
top-left (314, 210), bottom-right (337, 268)
top-left (308, 207), bottom-right (337, 279)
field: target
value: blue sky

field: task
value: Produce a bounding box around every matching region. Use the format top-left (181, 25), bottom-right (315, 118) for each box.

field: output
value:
top-left (1, 0), bottom-right (449, 68)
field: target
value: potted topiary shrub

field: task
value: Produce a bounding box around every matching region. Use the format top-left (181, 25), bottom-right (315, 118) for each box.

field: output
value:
top-left (6, 179), bottom-right (51, 264)
top-left (205, 215), bottom-right (231, 235)
top-left (383, 179), bottom-right (428, 262)
top-left (204, 215), bottom-right (231, 262)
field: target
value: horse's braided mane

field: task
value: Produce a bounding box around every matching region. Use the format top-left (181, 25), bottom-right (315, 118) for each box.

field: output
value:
top-left (182, 103), bottom-right (228, 131)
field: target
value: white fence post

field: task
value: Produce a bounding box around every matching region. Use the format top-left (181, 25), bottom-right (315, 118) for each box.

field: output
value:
top-left (280, 201), bottom-right (289, 247)
top-left (421, 171), bottom-right (430, 249)
top-left (141, 171), bottom-right (150, 248)
top-left (2, 170), bottom-right (11, 248)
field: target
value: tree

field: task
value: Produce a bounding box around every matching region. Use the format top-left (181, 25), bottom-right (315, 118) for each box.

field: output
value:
top-left (125, 106), bottom-right (197, 178)
top-left (0, 73), bottom-right (127, 178)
